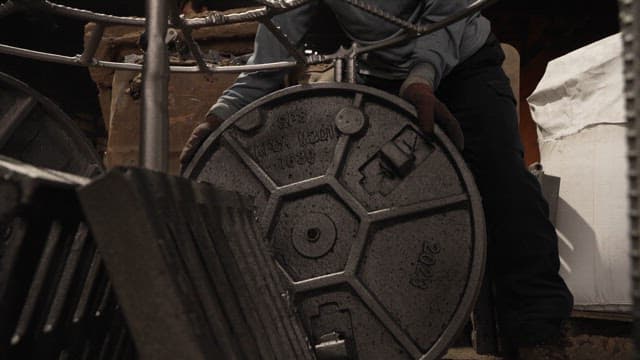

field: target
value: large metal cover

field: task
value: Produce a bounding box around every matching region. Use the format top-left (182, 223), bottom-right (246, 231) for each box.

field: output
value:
top-left (184, 83), bottom-right (486, 359)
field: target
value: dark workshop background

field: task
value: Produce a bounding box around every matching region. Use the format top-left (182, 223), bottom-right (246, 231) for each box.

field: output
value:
top-left (0, 0), bottom-right (621, 165)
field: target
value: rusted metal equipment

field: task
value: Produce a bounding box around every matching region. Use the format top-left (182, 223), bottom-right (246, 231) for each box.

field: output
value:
top-left (84, 18), bottom-right (256, 173)
top-left (184, 83), bottom-right (486, 359)
top-left (79, 167), bottom-right (314, 360)
top-left (0, 0), bottom-right (497, 75)
top-left (0, 0), bottom-right (497, 173)
top-left (0, 72), bottom-right (102, 176)
top-left (0, 156), bottom-right (132, 359)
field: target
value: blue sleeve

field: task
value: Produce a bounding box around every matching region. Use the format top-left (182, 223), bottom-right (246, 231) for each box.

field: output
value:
top-left (407, 0), bottom-right (487, 90)
top-left (208, 3), bottom-right (319, 120)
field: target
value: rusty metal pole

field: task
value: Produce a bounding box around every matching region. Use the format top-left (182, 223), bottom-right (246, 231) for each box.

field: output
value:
top-left (140, 0), bottom-right (169, 172)
top-left (621, 0), bottom-right (640, 358)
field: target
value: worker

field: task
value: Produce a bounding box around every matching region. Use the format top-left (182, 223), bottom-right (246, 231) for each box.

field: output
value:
top-left (180, 1), bottom-right (573, 358)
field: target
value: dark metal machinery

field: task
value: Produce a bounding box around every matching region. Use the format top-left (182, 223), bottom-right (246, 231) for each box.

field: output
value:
top-left (0, 72), bottom-right (103, 177)
top-left (78, 167), bottom-right (314, 360)
top-left (0, 0), bottom-right (499, 359)
top-left (184, 83), bottom-right (486, 359)
top-left (0, 72), bottom-right (114, 359)
top-left (0, 156), bottom-right (132, 359)
top-left (0, 83), bottom-right (488, 359)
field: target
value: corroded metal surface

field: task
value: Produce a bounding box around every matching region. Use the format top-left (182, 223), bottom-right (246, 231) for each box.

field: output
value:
top-left (185, 83), bottom-right (486, 360)
top-left (0, 72), bottom-right (103, 176)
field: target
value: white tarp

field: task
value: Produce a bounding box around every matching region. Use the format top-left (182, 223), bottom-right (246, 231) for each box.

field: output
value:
top-left (528, 33), bottom-right (630, 313)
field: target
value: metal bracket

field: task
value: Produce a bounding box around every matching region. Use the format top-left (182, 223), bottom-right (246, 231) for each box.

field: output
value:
top-left (315, 332), bottom-right (349, 360)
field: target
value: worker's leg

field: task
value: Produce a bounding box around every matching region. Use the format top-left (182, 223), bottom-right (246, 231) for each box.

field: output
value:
top-left (436, 35), bottom-right (573, 347)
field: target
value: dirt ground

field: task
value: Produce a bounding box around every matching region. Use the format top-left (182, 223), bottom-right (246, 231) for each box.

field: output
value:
top-left (444, 317), bottom-right (633, 359)
top-left (444, 335), bottom-right (632, 360)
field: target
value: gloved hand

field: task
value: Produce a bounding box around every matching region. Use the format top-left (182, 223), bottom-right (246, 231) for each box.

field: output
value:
top-left (400, 82), bottom-right (464, 151)
top-left (179, 113), bottom-right (225, 170)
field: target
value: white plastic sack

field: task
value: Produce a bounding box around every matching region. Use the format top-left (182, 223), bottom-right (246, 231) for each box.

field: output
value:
top-left (528, 33), bottom-right (630, 313)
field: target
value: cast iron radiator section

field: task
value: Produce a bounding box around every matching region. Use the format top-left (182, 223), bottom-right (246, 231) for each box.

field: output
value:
top-left (79, 167), bottom-right (314, 360)
top-left (0, 156), bottom-right (133, 359)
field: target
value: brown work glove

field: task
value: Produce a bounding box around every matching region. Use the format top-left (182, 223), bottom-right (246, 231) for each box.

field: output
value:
top-left (401, 82), bottom-right (464, 151)
top-left (179, 113), bottom-right (225, 169)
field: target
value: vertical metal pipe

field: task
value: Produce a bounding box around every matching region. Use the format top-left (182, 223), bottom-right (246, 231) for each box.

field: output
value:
top-left (345, 55), bottom-right (356, 83)
top-left (344, 43), bottom-right (358, 84)
top-left (334, 58), bottom-right (343, 82)
top-left (169, 6), bottom-right (210, 73)
top-left (621, 0), bottom-right (640, 358)
top-left (140, 0), bottom-right (169, 171)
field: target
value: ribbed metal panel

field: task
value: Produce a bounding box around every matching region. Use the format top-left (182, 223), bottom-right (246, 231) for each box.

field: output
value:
top-left (620, 0), bottom-right (640, 358)
top-left (0, 156), bottom-right (133, 359)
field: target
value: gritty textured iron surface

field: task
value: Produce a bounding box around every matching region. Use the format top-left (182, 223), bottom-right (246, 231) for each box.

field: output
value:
top-left (80, 167), bottom-right (314, 360)
top-left (186, 83), bottom-right (487, 360)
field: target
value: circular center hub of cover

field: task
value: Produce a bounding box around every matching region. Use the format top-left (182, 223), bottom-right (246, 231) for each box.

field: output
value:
top-left (292, 213), bottom-right (337, 258)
